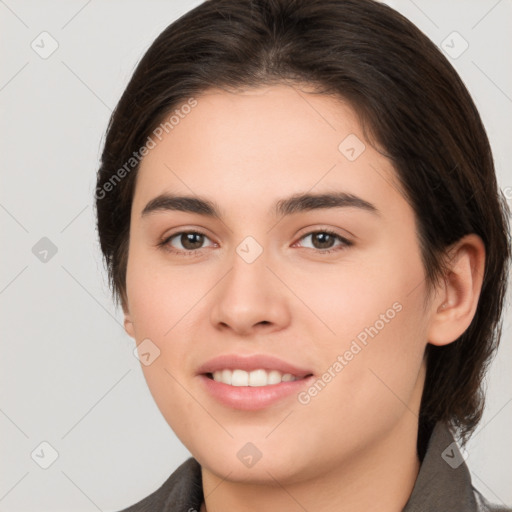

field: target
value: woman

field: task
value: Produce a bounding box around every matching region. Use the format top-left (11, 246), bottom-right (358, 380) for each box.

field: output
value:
top-left (95, 0), bottom-right (511, 510)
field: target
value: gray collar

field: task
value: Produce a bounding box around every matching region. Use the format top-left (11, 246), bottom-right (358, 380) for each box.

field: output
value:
top-left (403, 422), bottom-right (477, 511)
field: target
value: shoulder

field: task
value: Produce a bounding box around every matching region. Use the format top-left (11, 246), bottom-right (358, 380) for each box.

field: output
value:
top-left (114, 457), bottom-right (203, 512)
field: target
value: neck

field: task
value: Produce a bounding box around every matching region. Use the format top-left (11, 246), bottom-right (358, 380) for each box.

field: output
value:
top-left (200, 413), bottom-right (421, 512)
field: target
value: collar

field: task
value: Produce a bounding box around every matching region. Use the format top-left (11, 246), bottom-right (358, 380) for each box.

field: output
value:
top-left (403, 421), bottom-right (477, 511)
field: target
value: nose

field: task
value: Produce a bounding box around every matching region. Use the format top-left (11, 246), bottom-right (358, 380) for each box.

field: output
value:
top-left (209, 246), bottom-right (292, 336)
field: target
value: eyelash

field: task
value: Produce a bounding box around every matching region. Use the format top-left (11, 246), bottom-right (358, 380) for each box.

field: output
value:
top-left (157, 228), bottom-right (353, 256)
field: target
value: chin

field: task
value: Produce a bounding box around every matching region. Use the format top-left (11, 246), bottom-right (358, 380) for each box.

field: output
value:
top-left (189, 433), bottom-right (324, 486)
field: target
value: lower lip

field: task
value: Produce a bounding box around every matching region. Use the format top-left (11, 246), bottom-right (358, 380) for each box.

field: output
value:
top-left (198, 374), bottom-right (314, 410)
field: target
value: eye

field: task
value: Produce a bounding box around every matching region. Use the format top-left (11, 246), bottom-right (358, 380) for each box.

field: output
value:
top-left (159, 230), bottom-right (216, 255)
top-left (295, 229), bottom-right (352, 253)
top-left (158, 228), bottom-right (352, 256)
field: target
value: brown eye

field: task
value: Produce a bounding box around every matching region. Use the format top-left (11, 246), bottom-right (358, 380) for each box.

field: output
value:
top-left (297, 230), bottom-right (352, 253)
top-left (179, 232), bottom-right (205, 250)
top-left (160, 231), bottom-right (215, 254)
top-left (310, 232), bottom-right (336, 249)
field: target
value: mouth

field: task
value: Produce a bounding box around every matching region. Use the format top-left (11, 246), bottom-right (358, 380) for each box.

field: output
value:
top-left (197, 354), bottom-right (315, 410)
top-left (204, 368), bottom-right (312, 386)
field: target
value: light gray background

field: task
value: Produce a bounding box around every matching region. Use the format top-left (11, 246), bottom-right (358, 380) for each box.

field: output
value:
top-left (1, 1), bottom-right (511, 510)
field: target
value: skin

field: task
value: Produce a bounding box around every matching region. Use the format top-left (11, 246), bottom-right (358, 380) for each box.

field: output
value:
top-left (122, 84), bottom-right (485, 512)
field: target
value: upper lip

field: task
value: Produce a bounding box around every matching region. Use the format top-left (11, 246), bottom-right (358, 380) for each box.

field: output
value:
top-left (197, 354), bottom-right (313, 378)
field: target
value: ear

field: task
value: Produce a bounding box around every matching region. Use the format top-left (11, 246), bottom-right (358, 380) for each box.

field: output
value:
top-left (427, 233), bottom-right (486, 346)
top-left (122, 302), bottom-right (136, 339)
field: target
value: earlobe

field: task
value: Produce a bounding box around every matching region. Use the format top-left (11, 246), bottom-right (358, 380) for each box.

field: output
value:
top-left (122, 303), bottom-right (135, 339)
top-left (124, 315), bottom-right (135, 338)
top-left (427, 234), bottom-right (486, 347)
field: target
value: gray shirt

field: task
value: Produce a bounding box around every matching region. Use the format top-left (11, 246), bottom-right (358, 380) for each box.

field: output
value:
top-left (117, 422), bottom-right (510, 511)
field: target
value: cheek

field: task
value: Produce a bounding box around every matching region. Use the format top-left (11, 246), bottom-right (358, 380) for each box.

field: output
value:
top-left (291, 238), bottom-right (428, 410)
top-left (125, 248), bottom-right (216, 407)
top-left (125, 242), bottom-right (211, 340)
top-left (289, 287), bottom-right (427, 467)
top-left (285, 240), bottom-right (425, 346)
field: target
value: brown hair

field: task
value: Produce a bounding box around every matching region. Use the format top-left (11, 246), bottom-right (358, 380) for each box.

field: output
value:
top-left (95, 0), bottom-right (511, 442)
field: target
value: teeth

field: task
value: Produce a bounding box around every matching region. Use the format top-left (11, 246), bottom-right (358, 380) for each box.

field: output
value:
top-left (232, 369), bottom-right (248, 386)
top-left (211, 369), bottom-right (298, 387)
top-left (221, 369), bottom-right (232, 385)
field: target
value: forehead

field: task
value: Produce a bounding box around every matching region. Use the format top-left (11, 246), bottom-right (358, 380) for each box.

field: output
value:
top-left (133, 84), bottom-right (403, 216)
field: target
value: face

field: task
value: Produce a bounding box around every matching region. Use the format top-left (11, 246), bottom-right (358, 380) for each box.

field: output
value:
top-left (123, 84), bottom-right (433, 484)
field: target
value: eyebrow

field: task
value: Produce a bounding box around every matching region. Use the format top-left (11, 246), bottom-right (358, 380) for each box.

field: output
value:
top-left (140, 191), bottom-right (379, 219)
